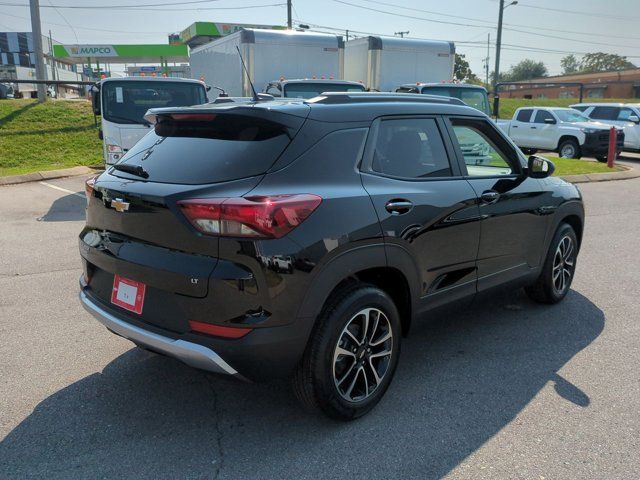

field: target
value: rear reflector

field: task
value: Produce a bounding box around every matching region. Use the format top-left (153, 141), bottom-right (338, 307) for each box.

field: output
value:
top-left (85, 176), bottom-right (97, 205)
top-left (189, 320), bottom-right (252, 339)
top-left (178, 194), bottom-right (322, 239)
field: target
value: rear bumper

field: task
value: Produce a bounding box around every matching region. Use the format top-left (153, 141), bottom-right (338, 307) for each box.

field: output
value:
top-left (80, 289), bottom-right (239, 377)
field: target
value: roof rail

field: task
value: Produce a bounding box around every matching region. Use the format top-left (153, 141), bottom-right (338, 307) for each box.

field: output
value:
top-left (306, 91), bottom-right (466, 106)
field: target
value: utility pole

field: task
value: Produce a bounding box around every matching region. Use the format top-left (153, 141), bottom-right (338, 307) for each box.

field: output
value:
top-left (493, 0), bottom-right (505, 94)
top-left (394, 31), bottom-right (409, 38)
top-left (29, 0), bottom-right (47, 102)
top-left (48, 29), bottom-right (58, 98)
top-left (287, 0), bottom-right (292, 29)
top-left (485, 33), bottom-right (490, 87)
top-left (346, 29), bottom-right (349, 41)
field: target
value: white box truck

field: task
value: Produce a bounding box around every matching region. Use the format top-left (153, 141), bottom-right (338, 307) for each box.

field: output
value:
top-left (189, 28), bottom-right (345, 97)
top-left (344, 36), bottom-right (455, 92)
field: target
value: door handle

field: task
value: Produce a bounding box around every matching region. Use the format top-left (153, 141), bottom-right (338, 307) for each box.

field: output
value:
top-left (480, 190), bottom-right (500, 204)
top-left (531, 126), bottom-right (537, 129)
top-left (385, 199), bottom-right (413, 215)
top-left (512, 125), bottom-right (519, 128)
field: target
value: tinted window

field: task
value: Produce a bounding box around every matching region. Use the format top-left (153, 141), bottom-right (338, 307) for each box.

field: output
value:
top-left (396, 86), bottom-right (419, 93)
top-left (533, 110), bottom-right (555, 124)
top-left (516, 109), bottom-right (533, 122)
top-left (113, 113), bottom-right (295, 185)
top-left (590, 106), bottom-right (619, 120)
top-left (420, 86), bottom-right (490, 115)
top-left (102, 81), bottom-right (207, 125)
top-left (617, 108), bottom-right (635, 121)
top-left (372, 118), bottom-right (451, 178)
top-left (449, 118), bottom-right (515, 177)
top-left (572, 105), bottom-right (588, 112)
top-left (283, 82), bottom-right (365, 99)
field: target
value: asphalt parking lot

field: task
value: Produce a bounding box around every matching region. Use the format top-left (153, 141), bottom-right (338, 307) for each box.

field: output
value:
top-left (1, 168), bottom-right (639, 479)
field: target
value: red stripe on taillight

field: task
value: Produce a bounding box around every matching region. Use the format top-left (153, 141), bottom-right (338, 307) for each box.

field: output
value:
top-left (188, 320), bottom-right (252, 339)
top-left (169, 113), bottom-right (217, 122)
top-left (178, 194), bottom-right (322, 239)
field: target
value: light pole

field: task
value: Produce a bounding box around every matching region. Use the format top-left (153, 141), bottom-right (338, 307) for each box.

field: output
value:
top-left (29, 0), bottom-right (47, 102)
top-left (493, 0), bottom-right (517, 116)
top-left (287, 0), bottom-right (292, 28)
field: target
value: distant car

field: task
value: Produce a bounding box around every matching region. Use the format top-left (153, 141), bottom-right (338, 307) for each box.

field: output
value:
top-left (571, 103), bottom-right (640, 153)
top-left (497, 107), bottom-right (623, 161)
top-left (0, 83), bottom-right (15, 99)
top-left (263, 78), bottom-right (366, 99)
top-left (80, 92), bottom-right (584, 420)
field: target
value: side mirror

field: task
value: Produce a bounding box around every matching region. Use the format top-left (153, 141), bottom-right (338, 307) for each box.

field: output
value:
top-left (544, 117), bottom-right (556, 124)
top-left (628, 115), bottom-right (639, 124)
top-left (528, 155), bottom-right (555, 179)
top-left (91, 90), bottom-right (101, 115)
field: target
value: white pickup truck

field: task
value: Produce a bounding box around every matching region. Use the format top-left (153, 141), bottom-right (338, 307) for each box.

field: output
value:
top-left (497, 107), bottom-right (623, 161)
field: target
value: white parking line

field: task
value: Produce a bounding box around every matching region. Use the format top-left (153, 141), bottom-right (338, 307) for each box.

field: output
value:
top-left (39, 181), bottom-right (85, 199)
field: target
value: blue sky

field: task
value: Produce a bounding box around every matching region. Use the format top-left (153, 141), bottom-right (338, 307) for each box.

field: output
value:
top-left (2, 0), bottom-right (639, 77)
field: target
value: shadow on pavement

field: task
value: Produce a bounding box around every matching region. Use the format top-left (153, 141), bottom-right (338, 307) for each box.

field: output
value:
top-left (0, 289), bottom-right (604, 479)
top-left (37, 192), bottom-right (85, 222)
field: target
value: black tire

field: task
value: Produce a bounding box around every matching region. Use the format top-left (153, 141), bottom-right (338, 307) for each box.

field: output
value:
top-left (525, 223), bottom-right (578, 304)
top-left (558, 139), bottom-right (581, 159)
top-left (521, 148), bottom-right (538, 156)
top-left (595, 155), bottom-right (608, 163)
top-left (292, 283), bottom-right (401, 420)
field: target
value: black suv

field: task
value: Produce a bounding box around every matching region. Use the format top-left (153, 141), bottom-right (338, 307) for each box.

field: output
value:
top-left (79, 93), bottom-right (584, 420)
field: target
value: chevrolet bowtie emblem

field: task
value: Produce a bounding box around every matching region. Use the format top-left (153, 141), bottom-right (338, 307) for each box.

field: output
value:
top-left (111, 198), bottom-right (130, 213)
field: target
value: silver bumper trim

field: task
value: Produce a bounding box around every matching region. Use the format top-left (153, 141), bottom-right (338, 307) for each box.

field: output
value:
top-left (79, 290), bottom-right (238, 375)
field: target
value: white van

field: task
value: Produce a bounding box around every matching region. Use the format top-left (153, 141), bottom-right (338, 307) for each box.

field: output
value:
top-left (570, 103), bottom-right (640, 153)
top-left (92, 77), bottom-right (208, 165)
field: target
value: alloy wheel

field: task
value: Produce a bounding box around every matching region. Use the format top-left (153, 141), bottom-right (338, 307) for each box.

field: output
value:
top-left (560, 145), bottom-right (576, 158)
top-left (332, 308), bottom-right (393, 403)
top-left (552, 236), bottom-right (575, 294)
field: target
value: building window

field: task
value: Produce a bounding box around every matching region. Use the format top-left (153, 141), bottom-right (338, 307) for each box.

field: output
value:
top-left (587, 88), bottom-right (606, 98)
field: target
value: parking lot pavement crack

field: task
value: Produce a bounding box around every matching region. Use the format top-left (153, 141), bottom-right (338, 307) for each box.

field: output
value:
top-left (0, 266), bottom-right (81, 278)
top-left (203, 374), bottom-right (226, 479)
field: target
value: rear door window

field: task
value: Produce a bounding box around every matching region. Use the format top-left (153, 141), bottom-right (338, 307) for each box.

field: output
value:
top-left (590, 106), bottom-right (619, 120)
top-left (112, 112), bottom-right (303, 185)
top-left (515, 109), bottom-right (533, 122)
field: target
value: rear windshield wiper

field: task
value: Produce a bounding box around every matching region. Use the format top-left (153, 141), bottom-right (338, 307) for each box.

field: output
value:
top-left (106, 114), bottom-right (149, 125)
top-left (111, 163), bottom-right (149, 178)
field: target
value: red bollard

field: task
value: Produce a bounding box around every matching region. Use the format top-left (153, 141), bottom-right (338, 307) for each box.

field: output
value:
top-left (607, 126), bottom-right (617, 168)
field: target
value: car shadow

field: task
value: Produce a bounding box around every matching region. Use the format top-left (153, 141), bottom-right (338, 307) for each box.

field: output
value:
top-left (37, 192), bottom-right (86, 222)
top-left (0, 289), bottom-right (604, 479)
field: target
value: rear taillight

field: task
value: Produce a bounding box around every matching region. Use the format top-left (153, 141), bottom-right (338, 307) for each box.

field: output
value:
top-left (178, 194), bottom-right (322, 239)
top-left (188, 320), bottom-right (252, 339)
top-left (85, 176), bottom-right (97, 205)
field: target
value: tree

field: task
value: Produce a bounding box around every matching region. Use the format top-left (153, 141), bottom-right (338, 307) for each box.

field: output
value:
top-left (560, 55), bottom-right (580, 75)
top-left (503, 59), bottom-right (548, 82)
top-left (454, 53), bottom-right (481, 84)
top-left (579, 52), bottom-right (635, 73)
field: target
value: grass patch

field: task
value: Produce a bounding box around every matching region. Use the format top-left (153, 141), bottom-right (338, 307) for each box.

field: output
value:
top-left (543, 156), bottom-right (624, 176)
top-left (0, 99), bottom-right (102, 177)
top-left (497, 98), bottom-right (637, 119)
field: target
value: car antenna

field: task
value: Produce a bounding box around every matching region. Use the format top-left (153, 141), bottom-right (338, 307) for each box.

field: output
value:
top-left (236, 46), bottom-right (259, 102)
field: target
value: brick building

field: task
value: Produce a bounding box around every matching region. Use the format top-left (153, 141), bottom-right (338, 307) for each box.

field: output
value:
top-left (502, 68), bottom-right (640, 100)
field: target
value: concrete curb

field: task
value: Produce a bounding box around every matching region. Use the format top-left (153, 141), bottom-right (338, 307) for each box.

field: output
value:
top-left (0, 166), bottom-right (97, 186)
top-left (560, 165), bottom-right (639, 184)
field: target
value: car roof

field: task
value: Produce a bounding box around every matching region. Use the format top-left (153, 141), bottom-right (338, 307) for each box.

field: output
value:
top-left (570, 102), bottom-right (626, 107)
top-left (275, 79), bottom-right (364, 86)
top-left (404, 83), bottom-right (487, 90)
top-left (146, 92), bottom-right (485, 124)
top-left (100, 77), bottom-right (204, 85)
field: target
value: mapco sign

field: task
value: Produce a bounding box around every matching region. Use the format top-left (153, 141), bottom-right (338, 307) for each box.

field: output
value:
top-left (65, 45), bottom-right (115, 57)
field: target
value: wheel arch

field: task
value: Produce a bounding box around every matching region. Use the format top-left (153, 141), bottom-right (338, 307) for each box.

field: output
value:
top-left (557, 135), bottom-right (580, 152)
top-left (296, 243), bottom-right (420, 337)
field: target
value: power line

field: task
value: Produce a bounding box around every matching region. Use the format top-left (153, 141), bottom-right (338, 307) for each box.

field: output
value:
top-left (0, 0), bottom-right (224, 8)
top-left (0, 1), bottom-right (286, 10)
top-left (329, 0), bottom-right (640, 52)
top-left (357, 0), bottom-right (640, 41)
top-left (512, 1), bottom-right (640, 22)
top-left (46, 0), bottom-right (78, 43)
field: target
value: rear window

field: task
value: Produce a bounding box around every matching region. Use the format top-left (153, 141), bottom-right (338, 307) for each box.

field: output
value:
top-left (102, 80), bottom-right (207, 125)
top-left (112, 113), bottom-right (297, 185)
top-left (516, 109), bottom-right (533, 122)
